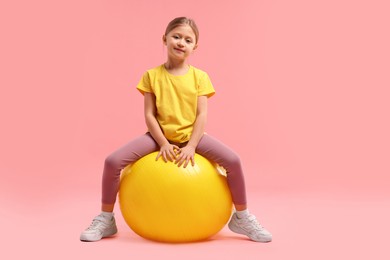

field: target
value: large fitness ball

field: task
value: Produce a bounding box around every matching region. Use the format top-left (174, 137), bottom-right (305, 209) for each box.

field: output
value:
top-left (119, 151), bottom-right (233, 243)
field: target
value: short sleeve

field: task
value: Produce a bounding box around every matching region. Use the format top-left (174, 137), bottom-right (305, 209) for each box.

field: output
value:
top-left (136, 71), bottom-right (153, 95)
top-left (197, 72), bottom-right (215, 98)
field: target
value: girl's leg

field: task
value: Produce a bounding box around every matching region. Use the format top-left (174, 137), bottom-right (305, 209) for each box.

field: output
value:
top-left (196, 134), bottom-right (272, 243)
top-left (196, 134), bottom-right (247, 209)
top-left (101, 133), bottom-right (159, 211)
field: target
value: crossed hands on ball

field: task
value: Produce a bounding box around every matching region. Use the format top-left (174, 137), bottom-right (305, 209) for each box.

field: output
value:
top-left (156, 143), bottom-right (195, 168)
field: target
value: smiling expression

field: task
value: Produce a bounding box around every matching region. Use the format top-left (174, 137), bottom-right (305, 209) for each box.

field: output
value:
top-left (163, 25), bottom-right (198, 61)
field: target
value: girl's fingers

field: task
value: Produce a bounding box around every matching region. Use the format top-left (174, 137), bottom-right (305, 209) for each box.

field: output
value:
top-left (166, 151), bottom-right (174, 162)
top-left (178, 154), bottom-right (186, 166)
top-left (183, 156), bottom-right (195, 168)
top-left (162, 151), bottom-right (168, 162)
top-left (158, 145), bottom-right (194, 166)
top-left (178, 158), bottom-right (184, 167)
top-left (169, 149), bottom-right (177, 160)
top-left (179, 155), bottom-right (190, 168)
top-left (175, 154), bottom-right (181, 165)
top-left (156, 151), bottom-right (162, 161)
top-left (183, 157), bottom-right (189, 168)
top-left (173, 145), bottom-right (180, 152)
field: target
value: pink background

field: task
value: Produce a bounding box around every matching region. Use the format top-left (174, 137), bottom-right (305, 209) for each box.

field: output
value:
top-left (1, 0), bottom-right (389, 259)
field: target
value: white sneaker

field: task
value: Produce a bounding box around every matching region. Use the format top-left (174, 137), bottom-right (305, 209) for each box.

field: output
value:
top-left (80, 213), bottom-right (118, 242)
top-left (228, 212), bottom-right (272, 242)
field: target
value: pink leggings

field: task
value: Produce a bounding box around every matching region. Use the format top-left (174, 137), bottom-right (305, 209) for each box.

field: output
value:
top-left (102, 133), bottom-right (247, 205)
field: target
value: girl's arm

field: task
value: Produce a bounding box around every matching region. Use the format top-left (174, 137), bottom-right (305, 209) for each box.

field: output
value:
top-left (144, 92), bottom-right (179, 162)
top-left (175, 95), bottom-right (208, 167)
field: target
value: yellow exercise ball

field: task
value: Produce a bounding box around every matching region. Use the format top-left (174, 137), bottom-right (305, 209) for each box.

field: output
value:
top-left (119, 151), bottom-right (233, 243)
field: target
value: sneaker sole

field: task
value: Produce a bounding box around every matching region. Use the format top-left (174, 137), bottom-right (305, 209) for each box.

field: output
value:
top-left (80, 226), bottom-right (118, 242)
top-left (228, 222), bottom-right (272, 243)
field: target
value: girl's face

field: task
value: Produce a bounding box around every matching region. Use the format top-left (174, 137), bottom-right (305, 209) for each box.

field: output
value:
top-left (163, 25), bottom-right (198, 61)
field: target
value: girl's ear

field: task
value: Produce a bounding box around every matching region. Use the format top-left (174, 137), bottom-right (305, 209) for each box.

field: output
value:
top-left (193, 44), bottom-right (198, 51)
top-left (162, 35), bottom-right (167, 45)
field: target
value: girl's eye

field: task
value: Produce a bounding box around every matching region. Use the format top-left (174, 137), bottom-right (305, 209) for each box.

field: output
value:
top-left (173, 35), bottom-right (180, 39)
top-left (186, 40), bottom-right (192, 43)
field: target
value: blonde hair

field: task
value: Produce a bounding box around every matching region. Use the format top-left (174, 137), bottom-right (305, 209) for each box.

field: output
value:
top-left (165, 17), bottom-right (199, 44)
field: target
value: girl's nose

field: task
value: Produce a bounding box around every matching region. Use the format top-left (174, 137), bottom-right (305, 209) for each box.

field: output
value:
top-left (177, 39), bottom-right (184, 47)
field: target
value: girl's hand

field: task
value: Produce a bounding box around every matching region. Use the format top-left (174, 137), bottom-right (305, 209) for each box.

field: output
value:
top-left (156, 143), bottom-right (180, 162)
top-left (175, 145), bottom-right (196, 168)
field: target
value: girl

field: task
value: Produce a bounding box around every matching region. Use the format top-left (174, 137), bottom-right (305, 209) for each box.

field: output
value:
top-left (80, 17), bottom-right (272, 243)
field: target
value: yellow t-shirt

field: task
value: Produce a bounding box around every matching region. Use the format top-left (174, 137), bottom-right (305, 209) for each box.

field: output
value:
top-left (136, 64), bottom-right (215, 143)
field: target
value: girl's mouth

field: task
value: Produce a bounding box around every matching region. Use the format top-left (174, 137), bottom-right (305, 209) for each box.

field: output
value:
top-left (174, 48), bottom-right (185, 53)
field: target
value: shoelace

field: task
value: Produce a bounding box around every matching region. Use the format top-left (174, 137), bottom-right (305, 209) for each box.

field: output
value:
top-left (242, 214), bottom-right (264, 231)
top-left (87, 217), bottom-right (107, 231)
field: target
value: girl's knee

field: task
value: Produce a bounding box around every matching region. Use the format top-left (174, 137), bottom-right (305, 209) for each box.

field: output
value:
top-left (104, 154), bottom-right (123, 170)
top-left (231, 151), bottom-right (242, 164)
top-left (224, 151), bottom-right (242, 168)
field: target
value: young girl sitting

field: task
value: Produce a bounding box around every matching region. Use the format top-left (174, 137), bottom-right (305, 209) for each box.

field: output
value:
top-left (80, 17), bottom-right (272, 243)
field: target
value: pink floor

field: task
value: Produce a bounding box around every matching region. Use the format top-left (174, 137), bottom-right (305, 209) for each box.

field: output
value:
top-left (2, 189), bottom-right (388, 260)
